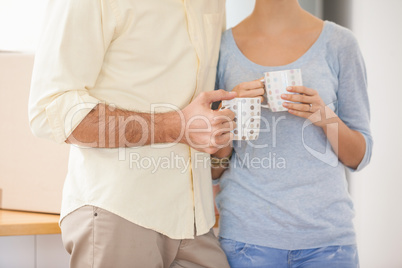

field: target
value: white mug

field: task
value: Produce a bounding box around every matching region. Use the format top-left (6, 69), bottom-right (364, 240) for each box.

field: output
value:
top-left (261, 69), bottom-right (303, 112)
top-left (221, 97), bottom-right (261, 140)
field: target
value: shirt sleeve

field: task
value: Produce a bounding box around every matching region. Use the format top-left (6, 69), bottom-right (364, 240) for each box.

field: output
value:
top-left (28, 0), bottom-right (118, 143)
top-left (336, 33), bottom-right (373, 172)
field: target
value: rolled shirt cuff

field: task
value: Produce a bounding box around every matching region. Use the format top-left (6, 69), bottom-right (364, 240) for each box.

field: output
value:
top-left (45, 90), bottom-right (100, 144)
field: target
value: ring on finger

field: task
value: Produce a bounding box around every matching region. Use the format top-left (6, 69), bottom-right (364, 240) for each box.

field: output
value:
top-left (308, 103), bottom-right (313, 112)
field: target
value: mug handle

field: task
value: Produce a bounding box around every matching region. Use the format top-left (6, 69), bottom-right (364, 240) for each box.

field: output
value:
top-left (219, 104), bottom-right (228, 110)
top-left (261, 104), bottom-right (270, 109)
top-left (260, 78), bottom-right (270, 109)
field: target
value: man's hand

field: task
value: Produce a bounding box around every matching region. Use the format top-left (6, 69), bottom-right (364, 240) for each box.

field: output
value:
top-left (180, 90), bottom-right (237, 154)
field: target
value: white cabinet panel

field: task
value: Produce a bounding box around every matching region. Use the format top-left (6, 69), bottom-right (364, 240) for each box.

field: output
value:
top-left (36, 234), bottom-right (69, 268)
top-left (0, 236), bottom-right (35, 268)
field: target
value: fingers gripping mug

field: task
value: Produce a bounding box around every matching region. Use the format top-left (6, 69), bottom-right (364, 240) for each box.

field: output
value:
top-left (261, 69), bottom-right (303, 112)
top-left (221, 98), bottom-right (261, 140)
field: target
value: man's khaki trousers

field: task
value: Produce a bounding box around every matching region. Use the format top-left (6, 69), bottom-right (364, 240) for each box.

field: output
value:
top-left (60, 205), bottom-right (230, 268)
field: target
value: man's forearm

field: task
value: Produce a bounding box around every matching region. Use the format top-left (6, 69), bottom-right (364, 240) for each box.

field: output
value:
top-left (66, 104), bottom-right (182, 148)
top-left (65, 90), bottom-right (238, 152)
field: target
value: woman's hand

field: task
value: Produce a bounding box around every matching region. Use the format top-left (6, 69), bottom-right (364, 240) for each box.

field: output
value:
top-left (281, 85), bottom-right (366, 169)
top-left (281, 86), bottom-right (337, 128)
top-left (231, 78), bottom-right (265, 102)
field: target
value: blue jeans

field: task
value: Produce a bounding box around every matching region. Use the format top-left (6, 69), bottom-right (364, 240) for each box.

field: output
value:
top-left (219, 238), bottom-right (359, 268)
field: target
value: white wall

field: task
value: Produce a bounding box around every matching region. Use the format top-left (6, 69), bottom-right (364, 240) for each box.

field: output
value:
top-left (226, 0), bottom-right (255, 29)
top-left (349, 0), bottom-right (402, 267)
top-left (0, 0), bottom-right (47, 52)
top-left (0, 2), bottom-right (69, 267)
top-left (0, 234), bottom-right (69, 268)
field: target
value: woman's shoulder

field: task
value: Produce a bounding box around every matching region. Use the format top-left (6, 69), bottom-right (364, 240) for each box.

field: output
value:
top-left (220, 29), bottom-right (234, 49)
top-left (324, 21), bottom-right (360, 51)
top-left (218, 28), bottom-right (237, 64)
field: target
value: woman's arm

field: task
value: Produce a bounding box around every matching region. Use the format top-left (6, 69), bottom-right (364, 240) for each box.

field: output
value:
top-left (282, 34), bottom-right (372, 171)
top-left (211, 145), bottom-right (233, 179)
top-left (323, 114), bottom-right (366, 169)
top-left (282, 86), bottom-right (366, 169)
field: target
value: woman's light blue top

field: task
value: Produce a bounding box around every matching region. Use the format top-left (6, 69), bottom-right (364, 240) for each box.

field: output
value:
top-left (215, 21), bottom-right (373, 250)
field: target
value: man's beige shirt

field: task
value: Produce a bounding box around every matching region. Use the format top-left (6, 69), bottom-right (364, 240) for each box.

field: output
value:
top-left (29, 0), bottom-right (226, 239)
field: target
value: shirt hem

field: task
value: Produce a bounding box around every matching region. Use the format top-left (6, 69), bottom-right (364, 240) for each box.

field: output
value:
top-left (60, 202), bottom-right (214, 240)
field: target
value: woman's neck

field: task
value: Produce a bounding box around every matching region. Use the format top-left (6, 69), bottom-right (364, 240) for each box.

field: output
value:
top-left (244, 0), bottom-right (309, 35)
top-left (231, 0), bottom-right (324, 67)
